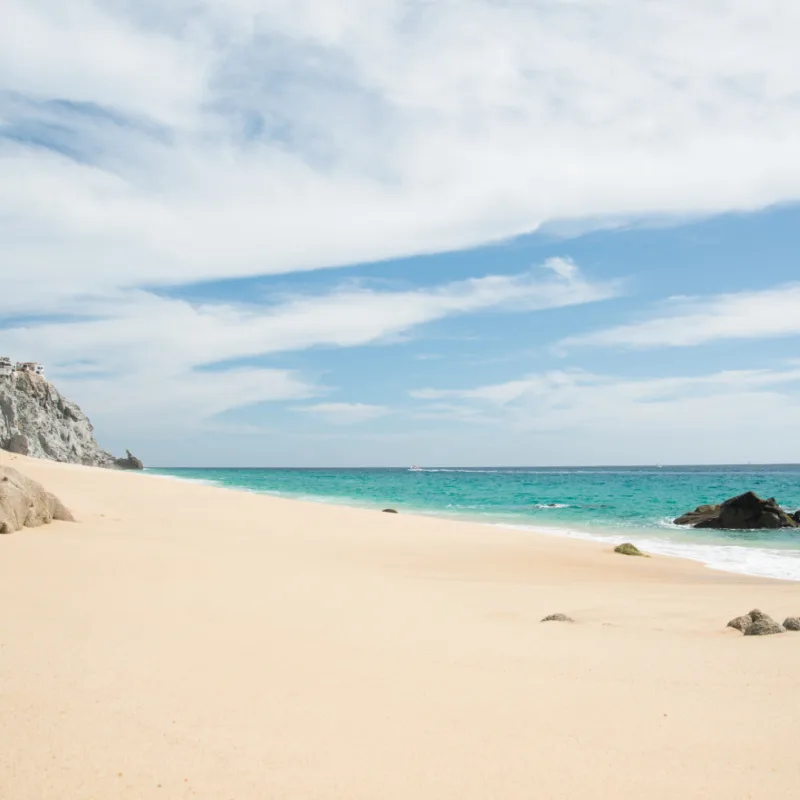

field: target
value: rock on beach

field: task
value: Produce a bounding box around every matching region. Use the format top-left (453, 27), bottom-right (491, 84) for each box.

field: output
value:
top-left (0, 466), bottom-right (74, 534)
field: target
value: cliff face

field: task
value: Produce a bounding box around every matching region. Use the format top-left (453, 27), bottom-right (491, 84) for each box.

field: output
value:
top-left (0, 371), bottom-right (136, 468)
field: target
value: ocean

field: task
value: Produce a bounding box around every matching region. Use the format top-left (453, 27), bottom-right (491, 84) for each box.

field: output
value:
top-left (151, 465), bottom-right (800, 582)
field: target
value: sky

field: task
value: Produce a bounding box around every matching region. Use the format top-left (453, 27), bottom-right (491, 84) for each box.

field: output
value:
top-left (2, 0), bottom-right (800, 467)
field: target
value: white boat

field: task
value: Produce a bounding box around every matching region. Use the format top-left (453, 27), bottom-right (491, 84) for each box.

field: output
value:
top-left (409, 465), bottom-right (423, 471)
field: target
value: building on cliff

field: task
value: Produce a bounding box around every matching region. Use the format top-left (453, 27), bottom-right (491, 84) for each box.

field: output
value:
top-left (0, 367), bottom-right (143, 469)
top-left (15, 361), bottom-right (45, 376)
top-left (0, 357), bottom-right (12, 379)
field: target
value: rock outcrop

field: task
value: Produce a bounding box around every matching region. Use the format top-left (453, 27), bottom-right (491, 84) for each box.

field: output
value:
top-left (745, 617), bottom-right (785, 636)
top-left (541, 613), bottom-right (575, 623)
top-left (726, 609), bottom-right (786, 636)
top-left (0, 466), bottom-right (74, 533)
top-left (4, 432), bottom-right (29, 455)
top-left (1, 370), bottom-right (141, 469)
top-left (782, 617), bottom-right (800, 631)
top-left (727, 615), bottom-right (753, 634)
top-left (115, 449), bottom-right (144, 471)
top-left (675, 492), bottom-right (799, 530)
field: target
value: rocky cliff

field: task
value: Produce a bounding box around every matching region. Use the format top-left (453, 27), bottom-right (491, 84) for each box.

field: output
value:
top-left (0, 371), bottom-right (141, 469)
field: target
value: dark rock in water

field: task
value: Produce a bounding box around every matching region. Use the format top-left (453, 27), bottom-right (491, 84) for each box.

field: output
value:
top-left (792, 511), bottom-right (800, 525)
top-left (674, 492), bottom-right (799, 530)
top-left (382, 508), bottom-right (398, 514)
top-left (541, 613), bottom-right (575, 623)
top-left (782, 617), bottom-right (800, 631)
top-left (114, 449), bottom-right (144, 470)
top-left (3, 433), bottom-right (29, 455)
top-left (744, 617), bottom-right (785, 636)
top-left (614, 542), bottom-right (648, 557)
top-left (673, 504), bottom-right (721, 526)
top-left (727, 615), bottom-right (753, 633)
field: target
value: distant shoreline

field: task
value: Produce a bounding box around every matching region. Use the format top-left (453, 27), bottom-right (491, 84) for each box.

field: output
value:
top-left (151, 464), bottom-right (800, 582)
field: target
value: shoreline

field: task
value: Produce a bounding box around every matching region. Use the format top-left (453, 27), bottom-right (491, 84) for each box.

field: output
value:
top-left (150, 466), bottom-right (800, 583)
top-left (4, 451), bottom-right (800, 798)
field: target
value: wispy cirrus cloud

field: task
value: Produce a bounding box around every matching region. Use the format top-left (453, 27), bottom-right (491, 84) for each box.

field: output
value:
top-left (294, 403), bottom-right (391, 425)
top-left (3, 0), bottom-right (800, 305)
top-left (559, 284), bottom-right (800, 350)
top-left (409, 366), bottom-right (800, 462)
top-left (1, 259), bottom-right (613, 428)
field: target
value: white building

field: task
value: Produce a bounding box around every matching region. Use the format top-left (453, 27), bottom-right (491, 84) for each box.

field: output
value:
top-left (0, 357), bottom-right (12, 379)
top-left (15, 361), bottom-right (45, 377)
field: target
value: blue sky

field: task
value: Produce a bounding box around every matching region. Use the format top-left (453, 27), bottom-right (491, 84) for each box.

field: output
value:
top-left (2, 1), bottom-right (800, 466)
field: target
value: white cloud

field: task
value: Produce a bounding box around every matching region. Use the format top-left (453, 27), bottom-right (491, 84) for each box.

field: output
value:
top-left (560, 284), bottom-right (800, 350)
top-left (295, 402), bottom-right (391, 425)
top-left (5, 1), bottom-right (800, 464)
top-left (3, 260), bottom-right (613, 364)
top-left (67, 368), bottom-right (316, 434)
top-left (541, 257), bottom-right (580, 283)
top-left (2, 260), bottom-right (611, 431)
top-left (409, 402), bottom-right (491, 424)
top-left (411, 378), bottom-right (537, 406)
top-left (2, 0), bottom-right (800, 305)
top-left (408, 366), bottom-right (800, 462)
top-left (0, 1), bottom-right (209, 127)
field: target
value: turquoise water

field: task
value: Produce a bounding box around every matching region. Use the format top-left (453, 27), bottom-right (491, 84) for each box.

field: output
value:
top-left (151, 465), bottom-right (800, 581)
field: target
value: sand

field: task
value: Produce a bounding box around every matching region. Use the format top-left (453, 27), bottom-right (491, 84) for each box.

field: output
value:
top-left (1, 451), bottom-right (799, 799)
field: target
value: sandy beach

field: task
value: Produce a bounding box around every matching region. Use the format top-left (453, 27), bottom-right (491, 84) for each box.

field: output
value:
top-left (1, 451), bottom-right (799, 799)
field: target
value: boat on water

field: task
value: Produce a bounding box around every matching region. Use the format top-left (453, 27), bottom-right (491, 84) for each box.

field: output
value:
top-left (408, 465), bottom-right (423, 471)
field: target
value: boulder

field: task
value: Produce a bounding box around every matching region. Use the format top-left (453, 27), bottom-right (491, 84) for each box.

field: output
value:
top-left (0, 466), bottom-right (74, 533)
top-left (614, 542), bottom-right (648, 557)
top-left (674, 492), bottom-right (799, 530)
top-left (3, 433), bottom-right (29, 455)
top-left (47, 492), bottom-right (75, 523)
top-left (382, 508), bottom-right (398, 513)
top-left (541, 613), bottom-right (575, 623)
top-left (727, 615), bottom-right (753, 633)
top-left (744, 617), bottom-right (785, 636)
top-left (726, 608), bottom-right (785, 636)
top-left (674, 504), bottom-right (721, 526)
top-left (114, 449), bottom-right (144, 470)
top-left (782, 617), bottom-right (800, 631)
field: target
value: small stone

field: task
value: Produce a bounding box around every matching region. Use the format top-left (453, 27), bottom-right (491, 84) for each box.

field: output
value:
top-left (744, 617), bottom-right (785, 636)
top-left (541, 613), bottom-right (575, 623)
top-left (748, 608), bottom-right (768, 622)
top-left (614, 542), bottom-right (648, 557)
top-left (782, 617), bottom-right (800, 631)
top-left (382, 508), bottom-right (398, 514)
top-left (727, 616), bottom-right (752, 633)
